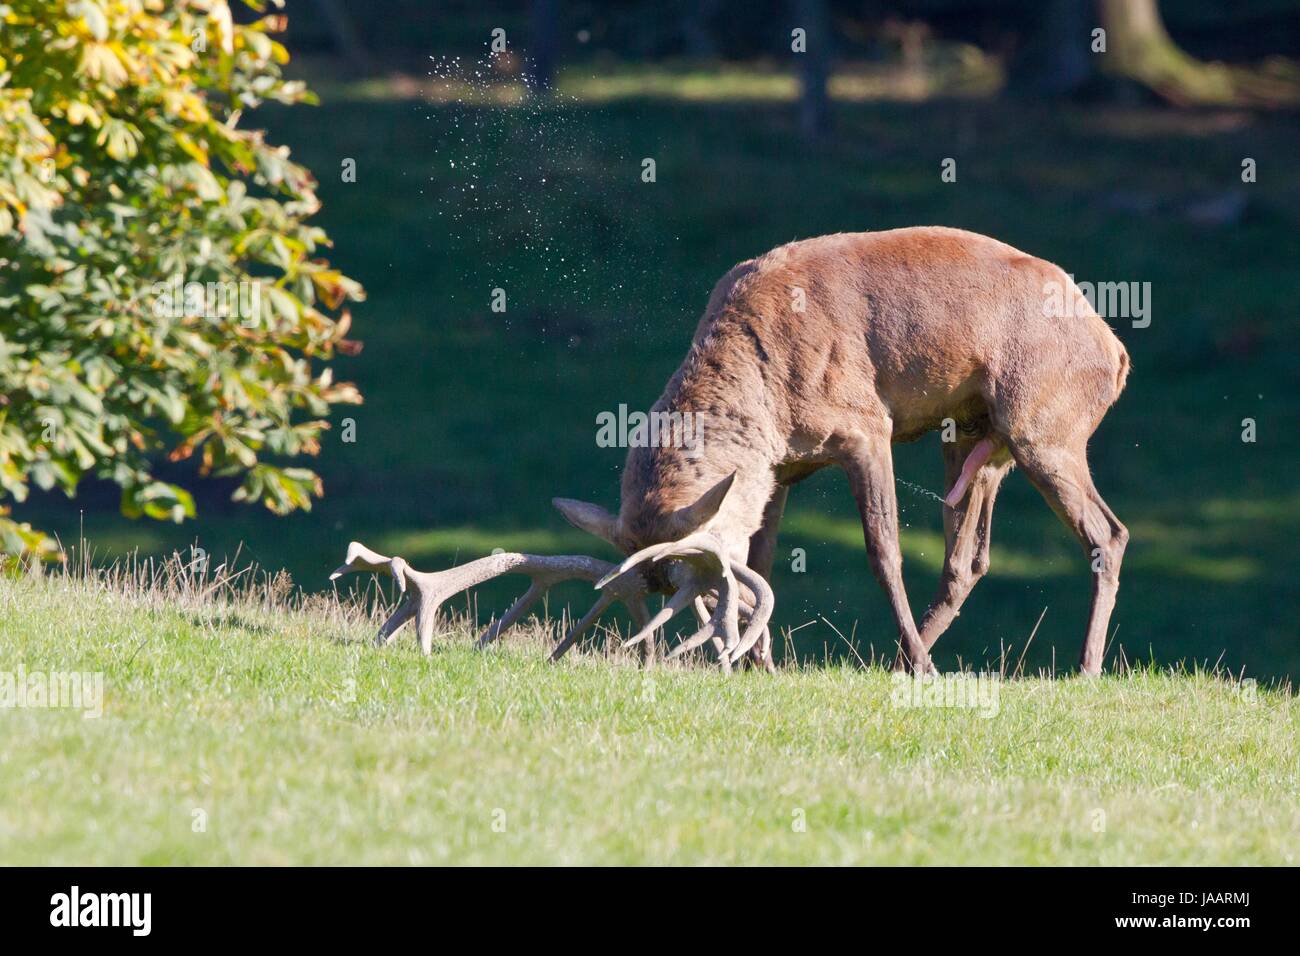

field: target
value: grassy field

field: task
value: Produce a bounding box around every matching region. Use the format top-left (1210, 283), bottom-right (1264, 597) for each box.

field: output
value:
top-left (1, 569), bottom-right (1296, 865)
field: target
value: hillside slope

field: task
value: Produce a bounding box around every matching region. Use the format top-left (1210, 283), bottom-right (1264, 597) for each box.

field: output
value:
top-left (0, 571), bottom-right (1295, 865)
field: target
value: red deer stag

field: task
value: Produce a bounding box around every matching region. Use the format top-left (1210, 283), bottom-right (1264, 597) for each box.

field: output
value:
top-left (332, 227), bottom-right (1130, 675)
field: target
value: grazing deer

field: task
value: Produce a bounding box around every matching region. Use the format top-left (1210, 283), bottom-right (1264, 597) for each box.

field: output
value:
top-left (333, 227), bottom-right (1130, 675)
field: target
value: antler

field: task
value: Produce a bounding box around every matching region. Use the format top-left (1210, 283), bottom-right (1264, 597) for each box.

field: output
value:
top-left (691, 571), bottom-right (777, 672)
top-left (727, 563), bottom-right (775, 668)
top-left (330, 541), bottom-right (645, 657)
top-left (595, 531), bottom-right (775, 671)
top-left (330, 532), bottom-right (776, 671)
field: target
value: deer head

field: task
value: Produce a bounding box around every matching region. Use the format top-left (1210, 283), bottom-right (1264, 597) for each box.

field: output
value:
top-left (553, 470), bottom-right (774, 664)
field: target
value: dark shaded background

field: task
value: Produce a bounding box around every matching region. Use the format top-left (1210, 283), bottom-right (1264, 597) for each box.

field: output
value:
top-left (30, 1), bottom-right (1300, 680)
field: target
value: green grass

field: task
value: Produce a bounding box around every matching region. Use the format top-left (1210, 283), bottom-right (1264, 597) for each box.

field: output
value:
top-left (1, 571), bottom-right (1295, 865)
top-left (22, 66), bottom-right (1300, 684)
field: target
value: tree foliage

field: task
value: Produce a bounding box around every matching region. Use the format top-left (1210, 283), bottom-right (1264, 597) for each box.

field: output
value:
top-left (0, 0), bottom-right (363, 559)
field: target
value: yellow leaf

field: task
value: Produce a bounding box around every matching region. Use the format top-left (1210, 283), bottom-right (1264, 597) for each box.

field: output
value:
top-left (210, 2), bottom-right (235, 55)
top-left (176, 133), bottom-right (209, 166)
top-left (71, 0), bottom-right (109, 40)
top-left (79, 43), bottom-right (128, 88)
top-left (66, 101), bottom-right (101, 127)
top-left (96, 120), bottom-right (140, 161)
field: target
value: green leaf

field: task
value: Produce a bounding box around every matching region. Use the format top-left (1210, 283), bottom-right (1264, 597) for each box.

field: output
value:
top-left (120, 482), bottom-right (197, 523)
top-left (0, 0), bottom-right (363, 546)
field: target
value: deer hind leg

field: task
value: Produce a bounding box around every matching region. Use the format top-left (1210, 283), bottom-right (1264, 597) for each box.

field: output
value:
top-left (897, 440), bottom-right (1014, 669)
top-left (839, 432), bottom-right (934, 675)
top-left (1010, 442), bottom-right (1127, 676)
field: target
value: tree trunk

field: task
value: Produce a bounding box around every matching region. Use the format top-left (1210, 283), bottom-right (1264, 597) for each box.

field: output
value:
top-left (794, 0), bottom-right (831, 139)
top-left (527, 0), bottom-right (558, 94)
top-left (1098, 0), bottom-right (1300, 107)
top-left (311, 0), bottom-right (370, 73)
top-left (683, 0), bottom-right (722, 58)
top-left (1008, 0), bottom-right (1094, 96)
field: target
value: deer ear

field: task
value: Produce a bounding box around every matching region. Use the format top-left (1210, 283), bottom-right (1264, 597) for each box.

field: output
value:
top-left (670, 471), bottom-right (737, 535)
top-left (553, 497), bottom-right (620, 547)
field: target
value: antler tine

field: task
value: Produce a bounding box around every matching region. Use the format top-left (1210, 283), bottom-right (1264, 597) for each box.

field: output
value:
top-left (549, 566), bottom-right (650, 661)
top-left (595, 532), bottom-right (730, 590)
top-left (549, 591), bottom-right (615, 661)
top-left (476, 582), bottom-right (545, 648)
top-left (693, 596), bottom-right (728, 659)
top-left (330, 541), bottom-right (418, 647)
top-left (668, 562), bottom-right (739, 671)
top-left (377, 599), bottom-right (417, 643)
top-left (331, 541), bottom-right (409, 588)
top-left (622, 586), bottom-right (697, 649)
top-left (331, 541), bottom-right (621, 655)
top-left (724, 562), bottom-right (775, 667)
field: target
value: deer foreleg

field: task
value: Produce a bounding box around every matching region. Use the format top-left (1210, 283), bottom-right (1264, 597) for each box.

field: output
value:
top-left (741, 485), bottom-right (788, 672)
top-left (839, 432), bottom-right (934, 675)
